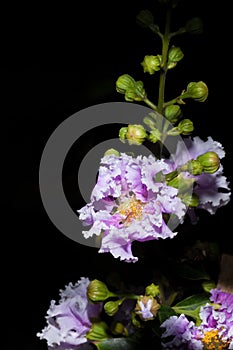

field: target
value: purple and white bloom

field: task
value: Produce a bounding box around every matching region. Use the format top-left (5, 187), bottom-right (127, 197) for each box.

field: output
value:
top-left (161, 288), bottom-right (233, 349)
top-left (166, 136), bottom-right (231, 215)
top-left (78, 153), bottom-right (186, 263)
top-left (137, 298), bottom-right (154, 320)
top-left (161, 314), bottom-right (203, 349)
top-left (37, 277), bottom-right (102, 350)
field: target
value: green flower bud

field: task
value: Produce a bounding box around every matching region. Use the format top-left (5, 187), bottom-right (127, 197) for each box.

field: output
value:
top-left (117, 77), bottom-right (146, 102)
top-left (166, 127), bottom-right (180, 136)
top-left (177, 119), bottom-right (194, 135)
top-left (145, 283), bottom-right (160, 297)
top-left (104, 299), bottom-right (124, 316)
top-left (124, 89), bottom-right (137, 102)
top-left (125, 124), bottom-right (147, 145)
top-left (86, 321), bottom-right (110, 341)
top-left (185, 17), bottom-right (203, 35)
top-left (119, 127), bottom-right (128, 143)
top-left (196, 151), bottom-right (220, 174)
top-left (136, 10), bottom-right (154, 28)
top-left (141, 55), bottom-right (162, 74)
top-left (111, 321), bottom-right (128, 336)
top-left (135, 296), bottom-right (160, 321)
top-left (134, 81), bottom-right (146, 100)
top-left (136, 9), bottom-right (154, 28)
top-left (136, 10), bottom-right (160, 34)
top-left (147, 129), bottom-right (162, 143)
top-left (104, 148), bottom-right (120, 157)
top-left (186, 159), bottom-right (203, 175)
top-left (165, 104), bottom-right (182, 123)
top-left (87, 279), bottom-right (116, 302)
top-left (186, 81), bottom-right (208, 102)
top-left (167, 46), bottom-right (184, 69)
top-left (116, 74), bottom-right (135, 94)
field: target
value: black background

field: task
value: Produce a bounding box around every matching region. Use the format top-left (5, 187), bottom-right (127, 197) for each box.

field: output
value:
top-left (6, 1), bottom-right (233, 349)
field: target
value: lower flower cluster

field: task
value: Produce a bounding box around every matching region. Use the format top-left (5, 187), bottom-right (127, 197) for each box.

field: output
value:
top-left (37, 277), bottom-right (233, 350)
top-left (161, 288), bottom-right (233, 349)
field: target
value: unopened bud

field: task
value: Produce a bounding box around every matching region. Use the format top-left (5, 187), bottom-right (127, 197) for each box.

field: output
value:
top-left (136, 9), bottom-right (154, 28)
top-left (177, 119), bottom-right (194, 135)
top-left (111, 321), bottom-right (128, 336)
top-left (118, 78), bottom-right (146, 102)
top-left (87, 279), bottom-right (116, 302)
top-left (197, 151), bottom-right (220, 174)
top-left (167, 46), bottom-right (184, 69)
top-left (186, 81), bottom-right (208, 102)
top-left (119, 124), bottom-right (147, 145)
top-left (104, 148), bottom-right (120, 157)
top-left (148, 129), bottom-right (162, 143)
top-left (126, 124), bottom-right (147, 145)
top-left (86, 321), bottom-right (110, 341)
top-left (145, 283), bottom-right (160, 297)
top-left (116, 74), bottom-right (135, 94)
top-left (185, 17), bottom-right (203, 35)
top-left (187, 159), bottom-right (203, 175)
top-left (119, 127), bottom-right (128, 143)
top-left (165, 104), bottom-right (182, 123)
top-left (104, 299), bottom-right (123, 316)
top-left (141, 55), bottom-right (161, 74)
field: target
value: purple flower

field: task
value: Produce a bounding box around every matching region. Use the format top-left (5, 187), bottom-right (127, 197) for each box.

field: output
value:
top-left (78, 153), bottom-right (186, 262)
top-left (161, 314), bottom-right (203, 349)
top-left (161, 288), bottom-right (233, 349)
top-left (37, 277), bottom-right (102, 350)
top-left (199, 288), bottom-right (233, 348)
top-left (166, 136), bottom-right (231, 215)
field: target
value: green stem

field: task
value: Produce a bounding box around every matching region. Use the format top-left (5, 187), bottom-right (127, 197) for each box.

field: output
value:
top-left (120, 293), bottom-right (139, 300)
top-left (164, 94), bottom-right (189, 107)
top-left (170, 26), bottom-right (186, 38)
top-left (144, 97), bottom-right (158, 111)
top-left (158, 7), bottom-right (172, 114)
top-left (157, 7), bottom-right (172, 148)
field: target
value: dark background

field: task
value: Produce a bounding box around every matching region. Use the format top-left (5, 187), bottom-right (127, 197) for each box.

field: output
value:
top-left (6, 1), bottom-right (232, 349)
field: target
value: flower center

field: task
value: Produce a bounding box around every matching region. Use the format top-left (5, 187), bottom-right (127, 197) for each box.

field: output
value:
top-left (116, 195), bottom-right (145, 226)
top-left (202, 329), bottom-right (230, 350)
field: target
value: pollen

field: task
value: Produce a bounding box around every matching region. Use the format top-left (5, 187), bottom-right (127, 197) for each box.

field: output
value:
top-left (117, 195), bottom-right (145, 226)
top-left (202, 329), bottom-right (230, 350)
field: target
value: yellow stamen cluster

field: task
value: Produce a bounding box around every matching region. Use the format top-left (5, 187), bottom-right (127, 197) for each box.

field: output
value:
top-left (117, 196), bottom-right (145, 226)
top-left (202, 329), bottom-right (230, 350)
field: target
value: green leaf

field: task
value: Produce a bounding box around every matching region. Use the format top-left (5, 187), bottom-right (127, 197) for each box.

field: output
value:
top-left (95, 337), bottom-right (139, 350)
top-left (158, 304), bottom-right (177, 323)
top-left (175, 262), bottom-right (210, 280)
top-left (172, 293), bottom-right (209, 320)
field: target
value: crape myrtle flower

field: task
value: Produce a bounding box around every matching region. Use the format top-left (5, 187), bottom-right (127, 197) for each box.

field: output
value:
top-left (78, 153), bottom-right (186, 263)
top-left (160, 288), bottom-right (233, 349)
top-left (37, 277), bottom-right (103, 350)
top-left (166, 136), bottom-right (231, 215)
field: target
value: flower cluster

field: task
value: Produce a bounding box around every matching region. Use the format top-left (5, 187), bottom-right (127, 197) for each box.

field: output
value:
top-left (160, 288), bottom-right (233, 349)
top-left (78, 135), bottom-right (230, 262)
